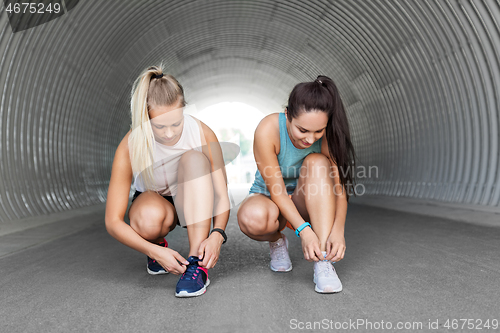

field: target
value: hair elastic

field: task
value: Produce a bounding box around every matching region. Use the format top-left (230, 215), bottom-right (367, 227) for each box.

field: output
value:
top-left (151, 73), bottom-right (164, 80)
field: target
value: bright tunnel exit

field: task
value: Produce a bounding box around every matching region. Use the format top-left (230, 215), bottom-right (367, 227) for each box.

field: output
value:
top-left (193, 102), bottom-right (266, 190)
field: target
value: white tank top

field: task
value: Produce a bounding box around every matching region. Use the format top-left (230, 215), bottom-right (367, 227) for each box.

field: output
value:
top-left (133, 114), bottom-right (204, 196)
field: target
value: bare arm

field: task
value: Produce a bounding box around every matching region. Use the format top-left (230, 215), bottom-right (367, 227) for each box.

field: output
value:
top-left (254, 114), bottom-right (307, 230)
top-left (105, 131), bottom-right (158, 256)
top-left (104, 132), bottom-right (188, 273)
top-left (255, 114), bottom-right (324, 261)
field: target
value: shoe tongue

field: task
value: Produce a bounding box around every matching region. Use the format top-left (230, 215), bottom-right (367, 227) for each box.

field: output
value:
top-left (187, 256), bottom-right (200, 264)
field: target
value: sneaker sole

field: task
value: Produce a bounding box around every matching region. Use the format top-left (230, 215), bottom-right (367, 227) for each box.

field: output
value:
top-left (175, 278), bottom-right (210, 298)
top-left (313, 276), bottom-right (342, 293)
top-left (270, 264), bottom-right (293, 272)
top-left (147, 266), bottom-right (169, 275)
top-left (314, 285), bottom-right (342, 293)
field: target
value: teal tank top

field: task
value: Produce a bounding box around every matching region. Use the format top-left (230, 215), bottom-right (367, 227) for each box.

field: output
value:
top-left (249, 112), bottom-right (323, 196)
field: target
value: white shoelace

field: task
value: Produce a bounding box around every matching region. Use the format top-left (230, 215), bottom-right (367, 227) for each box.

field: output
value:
top-left (316, 260), bottom-right (334, 277)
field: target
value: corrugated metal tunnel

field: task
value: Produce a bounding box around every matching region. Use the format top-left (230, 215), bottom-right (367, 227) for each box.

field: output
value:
top-left (1, 0), bottom-right (499, 225)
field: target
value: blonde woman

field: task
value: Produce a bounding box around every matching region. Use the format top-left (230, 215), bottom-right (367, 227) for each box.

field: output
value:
top-left (105, 65), bottom-right (229, 297)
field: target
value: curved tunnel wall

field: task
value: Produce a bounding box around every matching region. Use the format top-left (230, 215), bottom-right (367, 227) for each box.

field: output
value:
top-left (0, 0), bottom-right (499, 223)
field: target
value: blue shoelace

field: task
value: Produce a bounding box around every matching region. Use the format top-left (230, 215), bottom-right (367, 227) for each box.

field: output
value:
top-left (180, 257), bottom-right (202, 280)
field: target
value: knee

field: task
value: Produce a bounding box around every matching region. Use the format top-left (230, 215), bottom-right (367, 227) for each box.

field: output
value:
top-left (237, 205), bottom-right (279, 236)
top-left (130, 206), bottom-right (165, 240)
top-left (303, 153), bottom-right (330, 167)
top-left (179, 150), bottom-right (210, 171)
top-left (301, 153), bottom-right (331, 176)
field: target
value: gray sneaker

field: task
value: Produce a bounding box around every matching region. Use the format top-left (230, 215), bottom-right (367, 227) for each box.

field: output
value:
top-left (313, 260), bottom-right (342, 293)
top-left (269, 234), bottom-right (292, 272)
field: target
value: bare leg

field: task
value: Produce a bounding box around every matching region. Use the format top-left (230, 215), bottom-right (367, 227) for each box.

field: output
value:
top-left (237, 193), bottom-right (286, 242)
top-left (238, 193), bottom-right (293, 272)
top-left (128, 191), bottom-right (178, 242)
top-left (175, 150), bottom-right (213, 257)
top-left (291, 153), bottom-right (336, 251)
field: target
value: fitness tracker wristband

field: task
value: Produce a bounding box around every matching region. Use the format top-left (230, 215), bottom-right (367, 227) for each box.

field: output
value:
top-left (295, 222), bottom-right (311, 237)
top-left (210, 228), bottom-right (227, 244)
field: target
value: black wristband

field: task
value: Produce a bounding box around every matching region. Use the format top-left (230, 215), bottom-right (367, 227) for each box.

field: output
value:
top-left (210, 228), bottom-right (227, 244)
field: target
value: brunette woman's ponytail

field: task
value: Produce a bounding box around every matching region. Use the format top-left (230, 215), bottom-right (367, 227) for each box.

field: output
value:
top-left (318, 76), bottom-right (356, 201)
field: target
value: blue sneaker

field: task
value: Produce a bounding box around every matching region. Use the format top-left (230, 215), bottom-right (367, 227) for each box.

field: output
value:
top-left (147, 239), bottom-right (169, 275)
top-left (175, 256), bottom-right (210, 297)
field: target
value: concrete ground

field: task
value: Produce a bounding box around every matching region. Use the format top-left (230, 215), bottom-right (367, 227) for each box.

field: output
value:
top-left (1, 194), bottom-right (499, 333)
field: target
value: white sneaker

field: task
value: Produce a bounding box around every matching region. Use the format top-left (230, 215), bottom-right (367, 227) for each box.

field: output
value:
top-left (269, 234), bottom-right (292, 272)
top-left (313, 260), bottom-right (342, 293)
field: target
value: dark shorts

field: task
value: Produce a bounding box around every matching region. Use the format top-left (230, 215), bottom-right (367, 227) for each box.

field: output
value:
top-left (131, 190), bottom-right (175, 206)
top-left (131, 190), bottom-right (183, 227)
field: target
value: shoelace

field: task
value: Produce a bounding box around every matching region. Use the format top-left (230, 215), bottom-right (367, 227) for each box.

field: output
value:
top-left (316, 260), bottom-right (334, 277)
top-left (180, 258), bottom-right (202, 280)
top-left (270, 239), bottom-right (288, 260)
